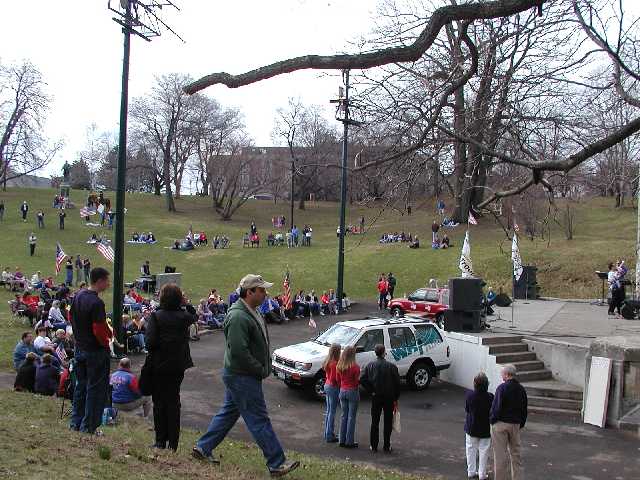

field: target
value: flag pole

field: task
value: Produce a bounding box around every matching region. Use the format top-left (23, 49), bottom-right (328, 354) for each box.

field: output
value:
top-left (510, 232), bottom-right (516, 329)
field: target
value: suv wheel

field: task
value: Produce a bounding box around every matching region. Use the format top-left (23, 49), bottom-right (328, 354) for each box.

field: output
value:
top-left (310, 372), bottom-right (326, 401)
top-left (390, 307), bottom-right (404, 318)
top-left (408, 361), bottom-right (433, 390)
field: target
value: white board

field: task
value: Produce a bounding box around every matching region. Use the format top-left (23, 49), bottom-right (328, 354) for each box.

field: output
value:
top-left (584, 356), bottom-right (612, 428)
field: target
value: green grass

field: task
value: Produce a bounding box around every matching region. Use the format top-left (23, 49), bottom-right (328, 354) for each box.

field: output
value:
top-left (0, 390), bottom-right (427, 479)
top-left (0, 187), bottom-right (636, 369)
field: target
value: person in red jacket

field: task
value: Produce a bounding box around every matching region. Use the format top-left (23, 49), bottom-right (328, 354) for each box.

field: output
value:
top-left (377, 275), bottom-right (389, 310)
top-left (322, 344), bottom-right (341, 442)
top-left (336, 346), bottom-right (360, 448)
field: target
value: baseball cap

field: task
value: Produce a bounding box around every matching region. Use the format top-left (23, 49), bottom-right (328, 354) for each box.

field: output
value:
top-left (239, 274), bottom-right (273, 290)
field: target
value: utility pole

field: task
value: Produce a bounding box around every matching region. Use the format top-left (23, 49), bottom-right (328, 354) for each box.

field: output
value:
top-left (108, 0), bottom-right (182, 344)
top-left (111, 0), bottom-right (132, 345)
top-left (331, 70), bottom-right (362, 313)
top-left (290, 158), bottom-right (294, 231)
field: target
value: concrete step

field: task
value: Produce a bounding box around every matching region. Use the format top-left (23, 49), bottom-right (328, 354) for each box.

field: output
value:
top-left (516, 369), bottom-right (552, 382)
top-left (488, 343), bottom-right (529, 354)
top-left (481, 335), bottom-right (524, 345)
top-left (494, 351), bottom-right (537, 363)
top-left (528, 405), bottom-right (581, 418)
top-left (522, 380), bottom-right (583, 401)
top-left (528, 395), bottom-right (582, 411)
top-left (511, 360), bottom-right (545, 372)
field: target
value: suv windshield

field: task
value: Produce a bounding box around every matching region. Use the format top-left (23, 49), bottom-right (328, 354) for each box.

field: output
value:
top-left (315, 324), bottom-right (360, 346)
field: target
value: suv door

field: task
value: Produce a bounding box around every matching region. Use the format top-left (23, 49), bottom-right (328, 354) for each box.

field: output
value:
top-left (412, 323), bottom-right (445, 365)
top-left (354, 328), bottom-right (385, 371)
top-left (387, 326), bottom-right (418, 376)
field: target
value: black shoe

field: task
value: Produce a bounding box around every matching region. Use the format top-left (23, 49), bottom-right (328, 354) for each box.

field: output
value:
top-left (192, 446), bottom-right (220, 464)
top-left (326, 437), bottom-right (339, 443)
top-left (383, 446), bottom-right (393, 453)
top-left (370, 446), bottom-right (377, 453)
top-left (150, 443), bottom-right (166, 449)
top-left (343, 443), bottom-right (358, 449)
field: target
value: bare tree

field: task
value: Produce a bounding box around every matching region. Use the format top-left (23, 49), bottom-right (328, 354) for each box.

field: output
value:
top-left (130, 73), bottom-right (198, 211)
top-left (0, 60), bottom-right (62, 190)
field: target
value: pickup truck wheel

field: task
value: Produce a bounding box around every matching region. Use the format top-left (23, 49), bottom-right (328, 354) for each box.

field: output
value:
top-left (408, 361), bottom-right (433, 391)
top-left (391, 307), bottom-right (404, 318)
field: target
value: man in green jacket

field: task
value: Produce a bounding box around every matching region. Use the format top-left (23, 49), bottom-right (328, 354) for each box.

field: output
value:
top-left (192, 274), bottom-right (299, 477)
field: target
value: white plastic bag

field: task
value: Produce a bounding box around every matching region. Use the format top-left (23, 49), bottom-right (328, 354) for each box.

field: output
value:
top-left (392, 407), bottom-right (401, 433)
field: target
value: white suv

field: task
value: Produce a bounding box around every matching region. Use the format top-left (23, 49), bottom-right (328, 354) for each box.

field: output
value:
top-left (271, 317), bottom-right (451, 399)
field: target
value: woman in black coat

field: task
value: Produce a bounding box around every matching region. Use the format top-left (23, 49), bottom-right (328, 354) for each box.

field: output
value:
top-left (145, 283), bottom-right (196, 451)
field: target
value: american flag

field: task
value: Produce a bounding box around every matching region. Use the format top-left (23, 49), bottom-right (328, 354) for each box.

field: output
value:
top-left (55, 343), bottom-right (67, 362)
top-left (282, 270), bottom-right (292, 310)
top-left (468, 211), bottom-right (478, 225)
top-left (80, 206), bottom-right (97, 218)
top-left (96, 241), bottom-right (115, 263)
top-left (55, 243), bottom-right (67, 275)
top-left (513, 221), bottom-right (520, 232)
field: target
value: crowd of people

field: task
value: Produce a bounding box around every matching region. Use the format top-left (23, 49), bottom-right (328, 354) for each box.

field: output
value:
top-left (378, 231), bottom-right (414, 244)
top-left (129, 231), bottom-right (157, 244)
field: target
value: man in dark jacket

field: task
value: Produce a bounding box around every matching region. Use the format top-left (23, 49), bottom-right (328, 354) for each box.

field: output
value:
top-left (35, 354), bottom-right (60, 396)
top-left (193, 274), bottom-right (299, 477)
top-left (14, 352), bottom-right (38, 392)
top-left (465, 372), bottom-right (494, 480)
top-left (360, 344), bottom-right (401, 452)
top-left (490, 364), bottom-right (528, 480)
top-left (69, 267), bottom-right (111, 435)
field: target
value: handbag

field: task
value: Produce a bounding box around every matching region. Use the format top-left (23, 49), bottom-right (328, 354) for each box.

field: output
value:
top-left (392, 404), bottom-right (402, 433)
top-left (138, 353), bottom-right (154, 396)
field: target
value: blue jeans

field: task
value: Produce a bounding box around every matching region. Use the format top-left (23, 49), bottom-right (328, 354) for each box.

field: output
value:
top-left (339, 388), bottom-right (359, 445)
top-left (196, 370), bottom-right (286, 470)
top-left (323, 384), bottom-right (339, 441)
top-left (70, 348), bottom-right (110, 433)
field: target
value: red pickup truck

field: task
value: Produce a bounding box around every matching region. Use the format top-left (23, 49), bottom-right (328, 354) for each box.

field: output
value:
top-left (388, 287), bottom-right (449, 326)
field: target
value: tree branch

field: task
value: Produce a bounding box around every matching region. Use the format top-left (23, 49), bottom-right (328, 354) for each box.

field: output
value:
top-left (184, 0), bottom-right (546, 94)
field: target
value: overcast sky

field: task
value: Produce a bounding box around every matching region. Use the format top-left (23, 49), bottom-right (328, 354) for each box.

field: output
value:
top-left (0, 0), bottom-right (378, 178)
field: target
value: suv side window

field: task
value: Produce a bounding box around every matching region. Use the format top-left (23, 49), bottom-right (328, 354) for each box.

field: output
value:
top-left (388, 327), bottom-right (417, 349)
top-left (355, 329), bottom-right (384, 352)
top-left (413, 324), bottom-right (443, 347)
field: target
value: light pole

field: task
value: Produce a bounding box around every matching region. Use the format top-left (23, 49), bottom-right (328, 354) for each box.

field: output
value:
top-left (331, 70), bottom-right (362, 313)
top-left (108, 0), bottom-right (182, 343)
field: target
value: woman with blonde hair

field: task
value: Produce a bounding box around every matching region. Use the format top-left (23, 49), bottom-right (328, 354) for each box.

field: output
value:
top-left (322, 344), bottom-right (341, 442)
top-left (336, 345), bottom-right (360, 448)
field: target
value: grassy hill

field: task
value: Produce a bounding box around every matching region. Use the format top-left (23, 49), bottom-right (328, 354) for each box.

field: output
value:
top-left (0, 187), bottom-right (635, 303)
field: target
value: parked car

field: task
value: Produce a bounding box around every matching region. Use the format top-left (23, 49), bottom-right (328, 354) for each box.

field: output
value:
top-left (271, 317), bottom-right (451, 399)
top-left (388, 287), bottom-right (449, 326)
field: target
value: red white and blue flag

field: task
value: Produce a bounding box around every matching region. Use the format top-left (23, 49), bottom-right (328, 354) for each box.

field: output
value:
top-left (55, 243), bottom-right (67, 275)
top-left (55, 343), bottom-right (67, 362)
top-left (79, 206), bottom-right (96, 217)
top-left (96, 241), bottom-right (115, 263)
top-left (468, 211), bottom-right (478, 225)
top-left (282, 270), bottom-right (292, 310)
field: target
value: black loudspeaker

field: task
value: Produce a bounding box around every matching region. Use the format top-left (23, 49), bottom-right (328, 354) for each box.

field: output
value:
top-left (444, 309), bottom-right (483, 332)
top-left (494, 293), bottom-right (512, 307)
top-left (513, 265), bottom-right (539, 299)
top-left (448, 277), bottom-right (483, 311)
top-left (621, 300), bottom-right (640, 320)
